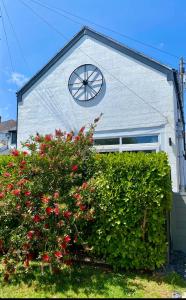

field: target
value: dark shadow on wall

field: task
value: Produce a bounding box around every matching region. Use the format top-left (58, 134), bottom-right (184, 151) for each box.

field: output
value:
top-left (171, 192), bottom-right (186, 254)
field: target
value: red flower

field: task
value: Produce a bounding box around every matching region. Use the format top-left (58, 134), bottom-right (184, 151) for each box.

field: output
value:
top-left (33, 215), bottom-right (41, 223)
top-left (22, 243), bottom-right (30, 250)
top-left (67, 133), bottom-right (73, 141)
top-left (3, 172), bottom-right (11, 177)
top-left (44, 223), bottom-right (49, 229)
top-left (27, 230), bottom-right (34, 239)
top-left (63, 211), bottom-right (72, 219)
top-left (25, 191), bottom-right (31, 196)
top-left (46, 207), bottom-right (53, 215)
top-left (27, 253), bottom-right (33, 261)
top-left (41, 195), bottom-right (50, 204)
top-left (75, 136), bottom-right (80, 142)
top-left (17, 178), bottom-right (27, 186)
top-left (57, 220), bottom-right (64, 228)
top-left (23, 151), bottom-right (28, 156)
top-left (60, 242), bottom-right (67, 249)
top-left (73, 193), bottom-right (82, 200)
top-left (64, 235), bottom-right (71, 244)
top-left (20, 160), bottom-right (26, 166)
top-left (82, 182), bottom-right (88, 189)
top-left (54, 192), bottom-right (59, 199)
top-left (71, 165), bottom-right (78, 172)
top-left (24, 259), bottom-right (29, 268)
top-left (25, 143), bottom-right (30, 148)
top-left (55, 129), bottom-right (63, 137)
top-left (76, 201), bottom-right (82, 207)
top-left (42, 253), bottom-right (50, 262)
top-left (79, 204), bottom-right (86, 211)
top-left (40, 143), bottom-right (47, 151)
top-left (7, 162), bottom-right (14, 168)
top-left (79, 126), bottom-right (85, 133)
top-left (35, 135), bottom-right (41, 142)
top-left (16, 204), bottom-right (21, 210)
top-left (12, 149), bottom-right (19, 156)
top-left (44, 134), bottom-right (52, 142)
top-left (12, 189), bottom-right (21, 196)
top-left (0, 192), bottom-right (4, 199)
top-left (25, 200), bottom-right (32, 207)
top-left (7, 183), bottom-right (14, 190)
top-left (54, 251), bottom-right (63, 258)
top-left (54, 207), bottom-right (59, 216)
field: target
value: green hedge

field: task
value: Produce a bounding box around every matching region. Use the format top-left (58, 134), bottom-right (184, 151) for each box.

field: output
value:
top-left (89, 152), bottom-right (172, 270)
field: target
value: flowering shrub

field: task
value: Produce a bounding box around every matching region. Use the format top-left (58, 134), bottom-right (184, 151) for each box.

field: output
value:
top-left (0, 119), bottom-right (100, 280)
top-left (0, 155), bottom-right (14, 176)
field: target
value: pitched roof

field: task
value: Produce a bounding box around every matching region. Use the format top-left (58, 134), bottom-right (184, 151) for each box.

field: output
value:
top-left (0, 120), bottom-right (17, 133)
top-left (17, 26), bottom-right (177, 102)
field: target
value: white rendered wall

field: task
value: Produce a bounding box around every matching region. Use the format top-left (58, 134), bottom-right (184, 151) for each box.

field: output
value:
top-left (17, 35), bottom-right (180, 191)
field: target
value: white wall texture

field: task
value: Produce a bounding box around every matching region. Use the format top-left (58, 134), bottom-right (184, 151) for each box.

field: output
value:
top-left (17, 35), bottom-right (182, 192)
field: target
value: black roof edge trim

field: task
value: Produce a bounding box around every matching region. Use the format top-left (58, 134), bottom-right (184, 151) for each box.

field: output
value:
top-left (85, 27), bottom-right (173, 78)
top-left (17, 25), bottom-right (176, 102)
top-left (16, 26), bottom-right (87, 101)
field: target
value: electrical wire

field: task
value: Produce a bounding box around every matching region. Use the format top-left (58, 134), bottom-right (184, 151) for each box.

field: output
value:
top-left (29, 0), bottom-right (180, 59)
top-left (18, 0), bottom-right (169, 125)
top-left (0, 3), bottom-right (15, 73)
top-left (2, 0), bottom-right (67, 123)
top-left (1, 0), bottom-right (29, 72)
top-left (19, 0), bottom-right (69, 40)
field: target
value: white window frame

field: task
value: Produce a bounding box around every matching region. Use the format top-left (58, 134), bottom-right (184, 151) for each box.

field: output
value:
top-left (94, 134), bottom-right (160, 153)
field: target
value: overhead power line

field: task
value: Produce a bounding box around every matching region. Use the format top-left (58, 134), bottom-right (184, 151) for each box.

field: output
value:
top-left (1, 0), bottom-right (30, 72)
top-left (29, 0), bottom-right (180, 59)
top-left (19, 0), bottom-right (169, 124)
top-left (19, 0), bottom-right (68, 40)
top-left (0, 3), bottom-right (15, 73)
top-left (2, 0), bottom-right (70, 123)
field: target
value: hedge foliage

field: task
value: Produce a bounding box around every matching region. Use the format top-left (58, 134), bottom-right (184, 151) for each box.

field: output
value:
top-left (89, 152), bottom-right (172, 270)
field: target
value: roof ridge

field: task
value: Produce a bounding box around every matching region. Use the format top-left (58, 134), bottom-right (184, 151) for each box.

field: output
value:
top-left (17, 25), bottom-right (176, 101)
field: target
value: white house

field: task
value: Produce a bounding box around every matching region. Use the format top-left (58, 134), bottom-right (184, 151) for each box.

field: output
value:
top-left (0, 118), bottom-right (17, 155)
top-left (16, 26), bottom-right (185, 193)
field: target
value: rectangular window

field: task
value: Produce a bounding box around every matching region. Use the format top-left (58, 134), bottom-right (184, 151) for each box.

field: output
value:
top-left (94, 138), bottom-right (120, 146)
top-left (11, 132), bottom-right (17, 144)
top-left (122, 135), bottom-right (158, 144)
top-left (124, 150), bottom-right (156, 153)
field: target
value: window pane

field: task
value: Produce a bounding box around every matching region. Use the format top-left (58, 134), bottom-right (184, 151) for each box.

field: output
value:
top-left (122, 135), bottom-right (158, 144)
top-left (98, 151), bottom-right (119, 154)
top-left (126, 150), bottom-right (156, 153)
top-left (94, 138), bottom-right (120, 145)
top-left (11, 132), bottom-right (17, 144)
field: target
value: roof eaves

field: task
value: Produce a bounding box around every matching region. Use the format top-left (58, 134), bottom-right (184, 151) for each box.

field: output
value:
top-left (17, 25), bottom-right (175, 102)
top-left (85, 27), bottom-right (173, 80)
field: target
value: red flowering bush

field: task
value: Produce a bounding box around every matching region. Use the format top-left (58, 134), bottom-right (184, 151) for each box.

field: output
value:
top-left (0, 118), bottom-right (100, 280)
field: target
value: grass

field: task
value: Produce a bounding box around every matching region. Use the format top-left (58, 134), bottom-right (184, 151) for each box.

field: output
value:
top-left (0, 263), bottom-right (186, 298)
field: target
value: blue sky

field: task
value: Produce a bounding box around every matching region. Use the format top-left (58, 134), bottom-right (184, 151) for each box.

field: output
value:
top-left (1, 0), bottom-right (186, 121)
